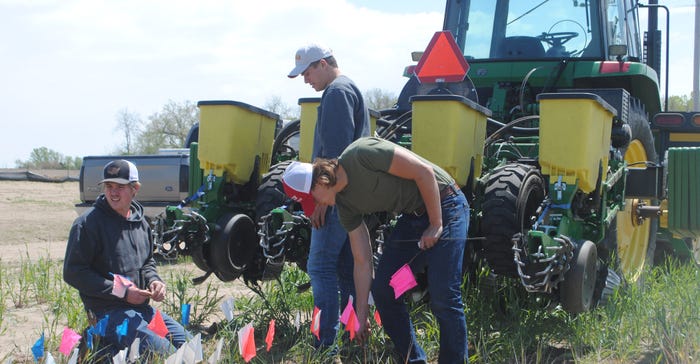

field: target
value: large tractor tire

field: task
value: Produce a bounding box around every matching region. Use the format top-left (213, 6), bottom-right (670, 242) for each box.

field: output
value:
top-left (616, 105), bottom-right (658, 283)
top-left (255, 161), bottom-right (294, 221)
top-left (481, 164), bottom-right (546, 276)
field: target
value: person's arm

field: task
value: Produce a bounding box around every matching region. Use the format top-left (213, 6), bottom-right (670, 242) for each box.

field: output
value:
top-left (63, 222), bottom-right (122, 300)
top-left (387, 146), bottom-right (443, 249)
top-left (347, 221), bottom-right (373, 340)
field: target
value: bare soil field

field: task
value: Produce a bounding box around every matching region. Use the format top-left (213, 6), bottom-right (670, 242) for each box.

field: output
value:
top-left (0, 174), bottom-right (250, 362)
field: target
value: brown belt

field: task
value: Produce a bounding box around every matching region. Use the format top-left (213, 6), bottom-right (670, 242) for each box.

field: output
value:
top-left (412, 183), bottom-right (460, 216)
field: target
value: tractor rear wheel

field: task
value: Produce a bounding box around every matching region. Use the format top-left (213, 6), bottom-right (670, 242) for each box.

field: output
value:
top-left (481, 164), bottom-right (546, 276)
top-left (616, 105), bottom-right (658, 283)
top-left (271, 120), bottom-right (300, 165)
top-left (255, 161), bottom-right (294, 221)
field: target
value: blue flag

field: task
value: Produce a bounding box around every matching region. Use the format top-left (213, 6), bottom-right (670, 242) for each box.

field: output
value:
top-left (116, 318), bottom-right (129, 342)
top-left (181, 303), bottom-right (191, 326)
top-left (31, 333), bottom-right (44, 362)
top-left (86, 327), bottom-right (94, 350)
top-left (94, 315), bottom-right (109, 336)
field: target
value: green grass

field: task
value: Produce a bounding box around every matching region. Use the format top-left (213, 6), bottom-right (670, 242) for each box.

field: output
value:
top-left (1, 252), bottom-right (697, 363)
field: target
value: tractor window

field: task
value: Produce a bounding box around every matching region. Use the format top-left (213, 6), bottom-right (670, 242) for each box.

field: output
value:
top-left (604, 0), bottom-right (641, 60)
top-left (460, 0), bottom-right (604, 60)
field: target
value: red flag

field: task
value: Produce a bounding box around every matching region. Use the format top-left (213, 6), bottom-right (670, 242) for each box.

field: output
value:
top-left (265, 319), bottom-right (275, 352)
top-left (147, 310), bottom-right (169, 338)
top-left (374, 309), bottom-right (382, 327)
top-left (238, 323), bottom-right (256, 362)
top-left (310, 306), bottom-right (321, 340)
top-left (345, 309), bottom-right (358, 341)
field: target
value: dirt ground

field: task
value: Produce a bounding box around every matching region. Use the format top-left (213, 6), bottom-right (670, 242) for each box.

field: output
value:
top-left (0, 174), bottom-right (251, 362)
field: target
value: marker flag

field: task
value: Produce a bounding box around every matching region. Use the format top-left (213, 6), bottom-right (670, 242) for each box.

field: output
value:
top-left (238, 323), bottom-right (256, 363)
top-left (128, 337), bottom-right (141, 363)
top-left (340, 295), bottom-right (354, 325)
top-left (147, 309), bottom-right (169, 338)
top-left (112, 347), bottom-right (127, 364)
top-left (165, 345), bottom-right (184, 364)
top-left (183, 333), bottom-right (203, 364)
top-left (207, 338), bottom-right (224, 364)
top-left (67, 348), bottom-right (79, 364)
top-left (389, 263), bottom-right (418, 299)
top-left (374, 309), bottom-right (382, 327)
top-left (294, 311), bottom-right (300, 330)
top-left (44, 352), bottom-right (55, 364)
top-left (220, 297), bottom-right (235, 322)
top-left (181, 303), bottom-right (191, 326)
top-left (110, 274), bottom-right (132, 298)
top-left (116, 318), bottom-right (129, 343)
top-left (310, 307), bottom-right (321, 340)
top-left (31, 333), bottom-right (44, 363)
top-left (344, 306), bottom-right (359, 341)
top-left (94, 315), bottom-right (109, 336)
top-left (59, 327), bottom-right (82, 356)
top-left (265, 319), bottom-right (275, 352)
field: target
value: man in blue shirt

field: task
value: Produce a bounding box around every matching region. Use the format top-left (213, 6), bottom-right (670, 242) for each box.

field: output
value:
top-left (288, 43), bottom-right (370, 354)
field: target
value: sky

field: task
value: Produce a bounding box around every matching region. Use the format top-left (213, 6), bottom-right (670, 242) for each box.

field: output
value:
top-left (0, 0), bottom-right (696, 168)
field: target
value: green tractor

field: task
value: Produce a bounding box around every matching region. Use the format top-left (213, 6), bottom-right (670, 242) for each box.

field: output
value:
top-left (153, 0), bottom-right (700, 314)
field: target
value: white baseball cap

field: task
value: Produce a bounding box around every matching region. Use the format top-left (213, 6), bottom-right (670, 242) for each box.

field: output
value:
top-left (282, 161), bottom-right (315, 216)
top-left (288, 43), bottom-right (333, 78)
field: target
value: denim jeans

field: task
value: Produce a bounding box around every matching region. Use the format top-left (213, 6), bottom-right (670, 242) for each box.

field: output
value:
top-left (373, 192), bottom-right (469, 364)
top-left (95, 305), bottom-right (190, 356)
top-left (307, 206), bottom-right (356, 348)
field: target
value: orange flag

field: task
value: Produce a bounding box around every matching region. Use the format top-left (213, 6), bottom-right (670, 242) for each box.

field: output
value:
top-left (374, 309), bottom-right (382, 327)
top-left (265, 319), bottom-right (275, 352)
top-left (310, 307), bottom-right (321, 340)
top-left (345, 307), bottom-right (358, 341)
top-left (147, 309), bottom-right (169, 338)
top-left (238, 323), bottom-right (256, 363)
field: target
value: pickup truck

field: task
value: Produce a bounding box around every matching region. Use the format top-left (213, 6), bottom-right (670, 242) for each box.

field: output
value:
top-left (75, 150), bottom-right (190, 219)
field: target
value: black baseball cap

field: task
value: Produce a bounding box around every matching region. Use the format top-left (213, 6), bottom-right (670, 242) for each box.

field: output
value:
top-left (100, 159), bottom-right (139, 185)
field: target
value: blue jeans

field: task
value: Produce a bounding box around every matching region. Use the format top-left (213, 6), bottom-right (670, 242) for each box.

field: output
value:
top-left (372, 192), bottom-right (469, 364)
top-left (307, 206), bottom-right (355, 348)
top-left (95, 305), bottom-right (190, 356)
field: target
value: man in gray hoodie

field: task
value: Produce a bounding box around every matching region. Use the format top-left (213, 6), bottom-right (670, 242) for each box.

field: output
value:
top-left (64, 159), bottom-right (188, 357)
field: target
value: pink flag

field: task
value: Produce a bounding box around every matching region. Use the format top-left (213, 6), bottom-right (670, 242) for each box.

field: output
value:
top-left (310, 306), bottom-right (321, 340)
top-left (265, 320), bottom-right (275, 352)
top-left (147, 309), bottom-right (169, 338)
top-left (389, 264), bottom-right (418, 299)
top-left (339, 295), bottom-right (354, 325)
top-left (374, 310), bottom-right (382, 327)
top-left (111, 274), bottom-right (132, 298)
top-left (238, 323), bottom-right (256, 362)
top-left (59, 327), bottom-right (82, 356)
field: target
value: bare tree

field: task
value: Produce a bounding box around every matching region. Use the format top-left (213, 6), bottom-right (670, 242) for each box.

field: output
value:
top-left (264, 95), bottom-right (299, 121)
top-left (114, 108), bottom-right (142, 154)
top-left (135, 100), bottom-right (199, 154)
top-left (364, 88), bottom-right (397, 110)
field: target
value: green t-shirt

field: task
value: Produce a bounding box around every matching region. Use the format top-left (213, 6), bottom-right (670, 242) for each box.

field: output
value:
top-left (336, 137), bottom-right (455, 231)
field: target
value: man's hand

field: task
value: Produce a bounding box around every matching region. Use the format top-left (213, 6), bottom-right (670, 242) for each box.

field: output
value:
top-left (124, 285), bottom-right (152, 305)
top-left (309, 204), bottom-right (328, 229)
top-left (419, 224), bottom-right (443, 250)
top-left (149, 281), bottom-right (166, 302)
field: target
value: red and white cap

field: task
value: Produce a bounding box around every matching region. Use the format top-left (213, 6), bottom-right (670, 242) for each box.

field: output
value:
top-left (282, 161), bottom-right (315, 216)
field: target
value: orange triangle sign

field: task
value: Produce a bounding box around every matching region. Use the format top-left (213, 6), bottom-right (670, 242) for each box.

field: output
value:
top-left (415, 31), bottom-right (469, 84)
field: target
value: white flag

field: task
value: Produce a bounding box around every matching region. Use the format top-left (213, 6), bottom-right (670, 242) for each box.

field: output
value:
top-left (44, 353), bottom-right (56, 364)
top-left (220, 297), bottom-right (235, 322)
top-left (112, 348), bottom-right (127, 364)
top-left (207, 338), bottom-right (224, 364)
top-left (67, 348), bottom-right (79, 364)
top-left (128, 337), bottom-right (140, 363)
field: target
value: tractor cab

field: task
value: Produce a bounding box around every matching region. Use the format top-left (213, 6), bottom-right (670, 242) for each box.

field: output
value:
top-left (444, 0), bottom-right (644, 62)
